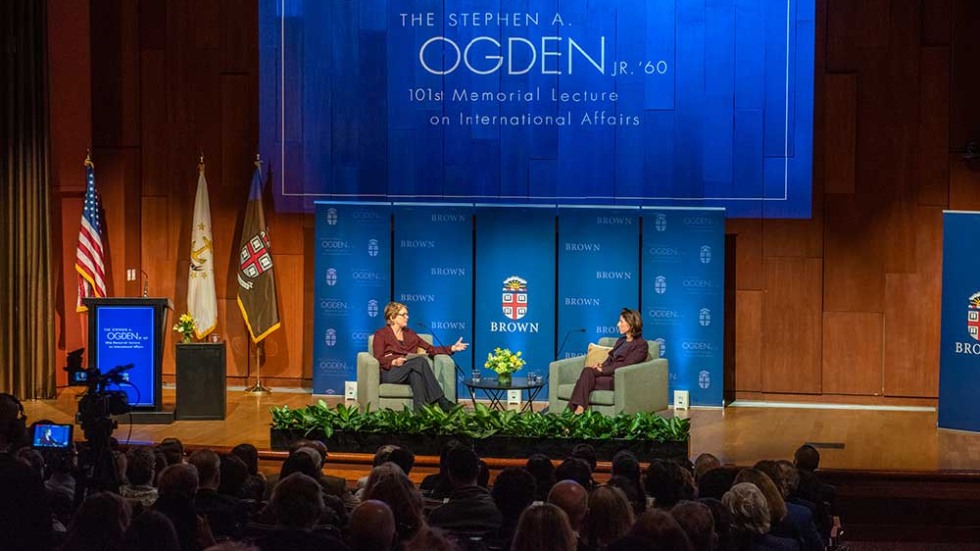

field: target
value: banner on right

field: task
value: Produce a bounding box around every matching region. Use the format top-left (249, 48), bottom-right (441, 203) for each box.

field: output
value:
top-left (641, 208), bottom-right (725, 407)
top-left (939, 211), bottom-right (980, 431)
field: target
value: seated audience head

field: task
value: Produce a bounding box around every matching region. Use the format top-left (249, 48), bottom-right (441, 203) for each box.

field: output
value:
top-left (0, 392), bottom-right (27, 450)
top-left (188, 449), bottom-right (221, 490)
top-left (644, 459), bottom-right (695, 509)
top-left (279, 448), bottom-right (322, 481)
top-left (697, 498), bottom-right (734, 546)
top-left (492, 467), bottom-right (537, 523)
top-left (512, 503), bottom-right (577, 551)
top-left (753, 460), bottom-right (788, 498)
top-left (403, 527), bottom-right (458, 551)
top-left (63, 492), bottom-right (133, 551)
top-left (372, 444), bottom-right (399, 467)
top-left (612, 450), bottom-right (642, 482)
top-left (153, 451), bottom-right (168, 484)
top-left (127, 445), bottom-right (157, 487)
top-left (629, 508), bottom-right (694, 551)
top-left (438, 439), bottom-right (464, 472)
top-left (584, 484), bottom-right (635, 549)
top-left (349, 499), bottom-right (396, 551)
top-left (289, 439), bottom-right (329, 468)
top-left (15, 447), bottom-right (44, 477)
top-left (696, 467), bottom-right (736, 500)
top-left (157, 463), bottom-right (200, 500)
top-left (776, 460), bottom-right (801, 496)
top-left (670, 501), bottom-right (716, 551)
top-left (363, 473), bottom-right (424, 543)
top-left (693, 453), bottom-right (722, 481)
top-left (218, 453), bottom-right (248, 497)
top-left (271, 472), bottom-right (324, 530)
top-left (121, 510), bottom-right (180, 551)
top-left (794, 444), bottom-right (820, 472)
top-left (445, 445), bottom-right (480, 486)
top-left (723, 482), bottom-right (771, 535)
top-left (157, 438), bottom-right (184, 465)
top-left (555, 457), bottom-right (593, 490)
top-left (607, 474), bottom-right (647, 515)
top-left (526, 453), bottom-right (556, 499)
top-left (548, 479), bottom-right (589, 531)
top-left (571, 443), bottom-right (598, 472)
top-left (388, 446), bottom-right (416, 475)
top-left (231, 443), bottom-right (260, 476)
top-left (733, 468), bottom-right (787, 524)
top-left (364, 461), bottom-right (407, 497)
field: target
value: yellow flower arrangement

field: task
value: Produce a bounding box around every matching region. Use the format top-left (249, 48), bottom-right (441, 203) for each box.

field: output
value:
top-left (484, 347), bottom-right (525, 376)
top-left (173, 313), bottom-right (197, 343)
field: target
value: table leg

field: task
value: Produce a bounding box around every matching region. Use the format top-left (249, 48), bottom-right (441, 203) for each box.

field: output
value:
top-left (522, 387), bottom-right (543, 413)
top-left (467, 385), bottom-right (478, 410)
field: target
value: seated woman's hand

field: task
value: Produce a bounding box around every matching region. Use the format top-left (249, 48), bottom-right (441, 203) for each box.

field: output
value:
top-left (451, 337), bottom-right (469, 352)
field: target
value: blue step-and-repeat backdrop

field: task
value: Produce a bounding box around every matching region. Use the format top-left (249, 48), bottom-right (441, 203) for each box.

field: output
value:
top-left (260, 0), bottom-right (815, 218)
top-left (314, 203), bottom-right (725, 407)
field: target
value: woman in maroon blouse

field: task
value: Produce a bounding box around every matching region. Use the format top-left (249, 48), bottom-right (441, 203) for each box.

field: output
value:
top-left (567, 308), bottom-right (648, 414)
top-left (372, 301), bottom-right (468, 411)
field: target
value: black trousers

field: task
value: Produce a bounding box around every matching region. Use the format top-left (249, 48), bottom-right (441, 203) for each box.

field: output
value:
top-left (567, 367), bottom-right (614, 410)
top-left (380, 356), bottom-right (445, 410)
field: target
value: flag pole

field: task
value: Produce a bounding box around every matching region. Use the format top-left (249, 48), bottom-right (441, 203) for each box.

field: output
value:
top-left (244, 333), bottom-right (272, 395)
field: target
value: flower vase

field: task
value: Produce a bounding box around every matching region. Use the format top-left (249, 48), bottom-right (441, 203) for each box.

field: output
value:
top-left (182, 335), bottom-right (192, 344)
top-left (498, 372), bottom-right (512, 386)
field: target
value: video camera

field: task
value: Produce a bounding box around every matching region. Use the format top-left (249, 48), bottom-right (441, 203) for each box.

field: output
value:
top-left (64, 348), bottom-right (133, 442)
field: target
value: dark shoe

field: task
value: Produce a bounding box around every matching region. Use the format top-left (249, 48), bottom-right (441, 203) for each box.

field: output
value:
top-left (437, 397), bottom-right (456, 412)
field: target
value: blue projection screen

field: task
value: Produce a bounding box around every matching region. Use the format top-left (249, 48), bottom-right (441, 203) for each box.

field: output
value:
top-left (259, 0), bottom-right (814, 218)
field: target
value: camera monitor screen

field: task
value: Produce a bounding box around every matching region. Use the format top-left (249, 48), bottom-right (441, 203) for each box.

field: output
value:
top-left (32, 423), bottom-right (73, 449)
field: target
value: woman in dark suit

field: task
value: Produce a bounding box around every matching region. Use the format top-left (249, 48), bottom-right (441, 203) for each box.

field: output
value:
top-left (567, 308), bottom-right (648, 414)
top-left (372, 301), bottom-right (468, 411)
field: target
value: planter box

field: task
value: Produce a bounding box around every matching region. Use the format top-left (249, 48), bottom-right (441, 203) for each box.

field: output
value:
top-left (270, 428), bottom-right (688, 462)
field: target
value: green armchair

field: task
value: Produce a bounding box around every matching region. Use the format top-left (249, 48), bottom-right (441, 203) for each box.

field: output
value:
top-left (548, 337), bottom-right (668, 415)
top-left (356, 333), bottom-right (456, 411)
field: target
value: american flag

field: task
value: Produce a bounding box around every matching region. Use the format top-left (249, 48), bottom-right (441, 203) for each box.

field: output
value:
top-left (75, 157), bottom-right (107, 311)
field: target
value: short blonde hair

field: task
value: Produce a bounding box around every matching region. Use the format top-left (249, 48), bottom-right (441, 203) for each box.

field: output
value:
top-left (384, 302), bottom-right (407, 324)
top-left (722, 482), bottom-right (770, 535)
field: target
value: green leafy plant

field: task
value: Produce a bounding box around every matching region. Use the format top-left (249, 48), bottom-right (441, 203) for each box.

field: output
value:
top-left (270, 403), bottom-right (690, 443)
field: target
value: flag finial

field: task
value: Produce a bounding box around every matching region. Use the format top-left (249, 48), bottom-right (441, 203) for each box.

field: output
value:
top-left (254, 153), bottom-right (262, 169)
top-left (198, 151), bottom-right (205, 172)
top-left (84, 150), bottom-right (94, 169)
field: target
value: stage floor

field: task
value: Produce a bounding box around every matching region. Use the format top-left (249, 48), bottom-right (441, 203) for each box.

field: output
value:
top-left (23, 388), bottom-right (980, 472)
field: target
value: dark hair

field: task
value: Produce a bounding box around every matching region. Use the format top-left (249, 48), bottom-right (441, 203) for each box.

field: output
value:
top-left (526, 453), bottom-right (555, 501)
top-left (272, 472), bottom-right (324, 529)
top-left (630, 509), bottom-right (693, 551)
top-left (492, 467), bottom-right (537, 521)
top-left (571, 444), bottom-right (598, 472)
top-left (621, 308), bottom-right (643, 338)
top-left (218, 453), bottom-right (248, 497)
top-left (231, 443), bottom-right (260, 476)
top-left (280, 449), bottom-right (321, 480)
top-left (696, 467), bottom-right (736, 501)
top-left (612, 450), bottom-right (642, 481)
top-left (555, 457), bottom-right (593, 490)
top-left (445, 445), bottom-right (480, 483)
top-left (438, 439), bottom-right (464, 474)
top-left (63, 492), bottom-right (133, 551)
top-left (607, 474), bottom-right (647, 515)
top-left (794, 444), bottom-right (820, 471)
top-left (0, 393), bottom-right (27, 447)
top-left (512, 504), bottom-right (577, 551)
top-left (388, 447), bottom-right (416, 475)
top-left (477, 459), bottom-right (491, 488)
top-left (670, 501), bottom-right (715, 551)
top-left (644, 459), bottom-right (693, 508)
top-left (126, 446), bottom-right (157, 486)
top-left (584, 485), bottom-right (635, 548)
top-left (188, 449), bottom-right (221, 486)
top-left (122, 510), bottom-right (180, 551)
top-left (157, 463), bottom-right (199, 500)
top-left (156, 438), bottom-right (184, 466)
top-left (364, 474), bottom-right (425, 542)
top-left (289, 439), bottom-right (328, 467)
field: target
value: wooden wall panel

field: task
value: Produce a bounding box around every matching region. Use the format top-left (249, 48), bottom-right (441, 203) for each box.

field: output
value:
top-left (916, 47), bottom-right (951, 207)
top-left (822, 312), bottom-right (883, 395)
top-left (221, 0), bottom-right (259, 74)
top-left (825, 0), bottom-right (891, 73)
top-left (883, 273), bottom-right (940, 397)
top-left (254, 255), bottom-right (305, 380)
top-left (823, 74), bottom-right (857, 194)
top-left (822, 194), bottom-right (885, 313)
top-left (762, 258), bottom-right (823, 394)
top-left (735, 290), bottom-right (763, 391)
top-left (950, 0), bottom-right (980, 148)
top-left (922, 0), bottom-right (952, 46)
top-left (761, 218), bottom-right (823, 259)
top-left (140, 49), bottom-right (170, 197)
top-left (727, 219), bottom-right (763, 290)
top-left (948, 158), bottom-right (980, 210)
top-left (882, 199), bottom-right (917, 274)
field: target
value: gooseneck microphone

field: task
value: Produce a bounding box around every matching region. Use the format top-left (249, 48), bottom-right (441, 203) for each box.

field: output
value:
top-left (556, 327), bottom-right (587, 359)
top-left (417, 322), bottom-right (467, 387)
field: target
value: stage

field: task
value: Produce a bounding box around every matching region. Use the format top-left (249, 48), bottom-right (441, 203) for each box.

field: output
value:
top-left (22, 387), bottom-right (980, 472)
